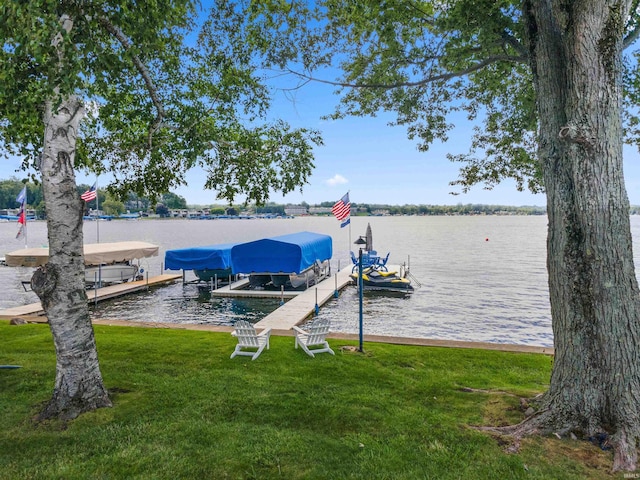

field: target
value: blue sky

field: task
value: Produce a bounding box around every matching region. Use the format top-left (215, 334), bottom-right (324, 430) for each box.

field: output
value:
top-left (168, 77), bottom-right (640, 207)
top-left (3, 76), bottom-right (640, 207)
top-left (177, 78), bottom-right (640, 208)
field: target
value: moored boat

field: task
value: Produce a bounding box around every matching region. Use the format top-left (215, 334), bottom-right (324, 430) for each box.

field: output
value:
top-left (231, 231), bottom-right (332, 291)
top-left (270, 259), bottom-right (331, 290)
top-left (85, 263), bottom-right (139, 284)
top-left (164, 243), bottom-right (236, 284)
top-left (4, 241), bottom-right (160, 286)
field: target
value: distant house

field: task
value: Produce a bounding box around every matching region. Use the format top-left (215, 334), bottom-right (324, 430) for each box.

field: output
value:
top-left (284, 205), bottom-right (308, 216)
top-left (308, 207), bottom-right (332, 215)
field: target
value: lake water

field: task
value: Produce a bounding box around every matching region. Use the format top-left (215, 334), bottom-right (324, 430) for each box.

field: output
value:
top-left (3, 215), bottom-right (640, 348)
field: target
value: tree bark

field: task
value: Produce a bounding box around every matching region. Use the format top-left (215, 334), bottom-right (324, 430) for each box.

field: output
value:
top-left (521, 0), bottom-right (640, 471)
top-left (33, 95), bottom-right (111, 421)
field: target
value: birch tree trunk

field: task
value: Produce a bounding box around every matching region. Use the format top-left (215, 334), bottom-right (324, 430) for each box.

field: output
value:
top-left (32, 95), bottom-right (111, 420)
top-left (521, 0), bottom-right (640, 471)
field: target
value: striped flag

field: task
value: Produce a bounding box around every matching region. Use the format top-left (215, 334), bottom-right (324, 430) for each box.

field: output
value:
top-left (81, 182), bottom-right (97, 202)
top-left (332, 192), bottom-right (350, 228)
top-left (15, 186), bottom-right (27, 240)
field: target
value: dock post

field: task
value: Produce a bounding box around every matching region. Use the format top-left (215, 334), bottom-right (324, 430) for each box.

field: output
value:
top-left (315, 288), bottom-right (319, 316)
top-left (334, 273), bottom-right (339, 298)
top-left (280, 286), bottom-right (285, 305)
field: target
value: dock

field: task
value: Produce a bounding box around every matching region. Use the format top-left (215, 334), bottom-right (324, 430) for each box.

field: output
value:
top-left (0, 274), bottom-right (182, 318)
top-left (253, 266), bottom-right (354, 332)
top-left (209, 278), bottom-right (300, 299)
top-left (0, 267), bottom-right (556, 356)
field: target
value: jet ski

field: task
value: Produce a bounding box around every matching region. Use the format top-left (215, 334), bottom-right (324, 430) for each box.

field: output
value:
top-left (350, 267), bottom-right (414, 293)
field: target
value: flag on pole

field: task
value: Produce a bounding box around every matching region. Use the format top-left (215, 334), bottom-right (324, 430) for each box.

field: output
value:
top-left (16, 186), bottom-right (26, 205)
top-left (17, 206), bottom-right (25, 225)
top-left (332, 192), bottom-right (351, 228)
top-left (15, 186), bottom-right (27, 240)
top-left (16, 201), bottom-right (25, 238)
top-left (81, 183), bottom-right (97, 202)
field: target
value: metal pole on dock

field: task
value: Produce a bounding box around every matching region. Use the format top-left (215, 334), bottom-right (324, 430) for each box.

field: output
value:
top-left (280, 286), bottom-right (285, 305)
top-left (358, 249), bottom-right (364, 352)
top-left (334, 273), bottom-right (339, 298)
top-left (315, 288), bottom-right (319, 316)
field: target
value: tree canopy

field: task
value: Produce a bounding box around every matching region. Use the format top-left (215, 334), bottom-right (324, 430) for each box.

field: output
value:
top-left (0, 1), bottom-right (322, 204)
top-left (0, 0), bottom-right (324, 422)
top-left (238, 0), bottom-right (640, 195)
top-left (237, 0), bottom-right (640, 472)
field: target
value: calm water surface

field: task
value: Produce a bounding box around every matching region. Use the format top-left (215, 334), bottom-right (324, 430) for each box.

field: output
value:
top-left (3, 215), bottom-right (640, 348)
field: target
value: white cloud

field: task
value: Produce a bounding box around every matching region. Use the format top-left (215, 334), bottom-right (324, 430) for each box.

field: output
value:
top-left (325, 174), bottom-right (348, 187)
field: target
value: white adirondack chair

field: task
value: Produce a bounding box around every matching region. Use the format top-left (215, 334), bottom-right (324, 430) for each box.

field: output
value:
top-left (230, 320), bottom-right (272, 360)
top-left (293, 318), bottom-right (335, 357)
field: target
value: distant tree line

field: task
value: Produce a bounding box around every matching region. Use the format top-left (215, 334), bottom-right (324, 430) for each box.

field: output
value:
top-left (0, 178), bottom-right (188, 217)
top-left (5, 177), bottom-right (640, 217)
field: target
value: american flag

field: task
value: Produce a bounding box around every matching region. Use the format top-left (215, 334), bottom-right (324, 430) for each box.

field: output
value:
top-left (81, 183), bottom-right (97, 202)
top-left (332, 192), bottom-right (350, 227)
top-left (15, 186), bottom-right (27, 240)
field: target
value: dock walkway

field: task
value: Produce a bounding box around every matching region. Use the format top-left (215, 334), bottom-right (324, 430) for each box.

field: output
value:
top-left (253, 266), bottom-right (354, 332)
top-left (0, 274), bottom-right (182, 318)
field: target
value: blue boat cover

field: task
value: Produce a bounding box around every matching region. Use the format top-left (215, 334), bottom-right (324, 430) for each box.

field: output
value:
top-left (164, 243), bottom-right (236, 271)
top-left (231, 231), bottom-right (333, 274)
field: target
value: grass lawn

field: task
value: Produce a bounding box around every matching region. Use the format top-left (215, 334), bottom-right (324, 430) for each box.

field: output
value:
top-left (0, 321), bottom-right (616, 479)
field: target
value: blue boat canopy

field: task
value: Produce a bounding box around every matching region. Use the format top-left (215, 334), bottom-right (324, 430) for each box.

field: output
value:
top-left (231, 231), bottom-right (332, 274)
top-left (164, 243), bottom-right (236, 271)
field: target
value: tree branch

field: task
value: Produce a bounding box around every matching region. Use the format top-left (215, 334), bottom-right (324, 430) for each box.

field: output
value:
top-left (501, 31), bottom-right (529, 57)
top-left (96, 16), bottom-right (165, 148)
top-left (286, 54), bottom-right (527, 90)
top-left (623, 0), bottom-right (640, 48)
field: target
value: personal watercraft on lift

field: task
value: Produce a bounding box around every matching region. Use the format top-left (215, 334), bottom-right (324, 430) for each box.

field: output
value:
top-left (350, 266), bottom-right (414, 293)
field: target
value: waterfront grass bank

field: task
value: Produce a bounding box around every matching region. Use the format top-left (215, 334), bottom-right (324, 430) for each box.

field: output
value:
top-left (1, 322), bottom-right (612, 479)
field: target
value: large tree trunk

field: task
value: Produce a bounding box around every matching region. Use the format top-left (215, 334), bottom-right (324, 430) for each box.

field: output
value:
top-left (521, 0), bottom-right (640, 471)
top-left (32, 95), bottom-right (111, 421)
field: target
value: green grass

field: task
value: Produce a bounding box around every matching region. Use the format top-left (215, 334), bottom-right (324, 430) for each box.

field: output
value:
top-left (0, 321), bottom-right (615, 479)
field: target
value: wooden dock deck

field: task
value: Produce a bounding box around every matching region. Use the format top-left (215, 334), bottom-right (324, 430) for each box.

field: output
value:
top-left (253, 266), bottom-right (354, 332)
top-left (209, 278), bottom-right (301, 299)
top-left (0, 274), bottom-right (182, 318)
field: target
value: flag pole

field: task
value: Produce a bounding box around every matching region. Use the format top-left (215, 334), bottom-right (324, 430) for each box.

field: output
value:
top-left (23, 190), bottom-right (27, 248)
top-left (15, 186), bottom-right (27, 248)
top-left (347, 190), bottom-right (351, 254)
top-left (96, 178), bottom-right (100, 243)
top-left (332, 190), bottom-right (352, 262)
